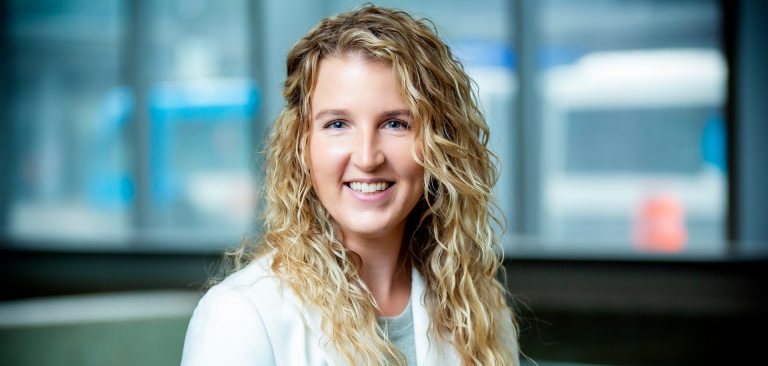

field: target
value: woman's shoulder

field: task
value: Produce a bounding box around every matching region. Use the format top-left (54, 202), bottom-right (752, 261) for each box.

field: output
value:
top-left (204, 253), bottom-right (288, 307)
top-left (182, 254), bottom-right (284, 365)
top-left (214, 254), bottom-right (276, 289)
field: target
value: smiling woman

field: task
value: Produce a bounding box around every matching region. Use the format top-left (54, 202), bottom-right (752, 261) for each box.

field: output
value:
top-left (181, 5), bottom-right (520, 366)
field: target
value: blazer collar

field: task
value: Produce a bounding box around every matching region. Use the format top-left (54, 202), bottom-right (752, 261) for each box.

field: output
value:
top-left (412, 268), bottom-right (460, 365)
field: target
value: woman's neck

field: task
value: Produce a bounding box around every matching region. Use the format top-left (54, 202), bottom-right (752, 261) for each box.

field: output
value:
top-left (342, 228), bottom-right (412, 316)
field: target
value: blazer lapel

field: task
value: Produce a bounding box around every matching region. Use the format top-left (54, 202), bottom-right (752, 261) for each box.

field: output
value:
top-left (299, 300), bottom-right (344, 366)
top-left (412, 268), bottom-right (460, 365)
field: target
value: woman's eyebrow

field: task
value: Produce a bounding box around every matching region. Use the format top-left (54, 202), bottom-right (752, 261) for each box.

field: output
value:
top-left (382, 110), bottom-right (412, 119)
top-left (314, 109), bottom-right (412, 120)
top-left (314, 109), bottom-right (349, 121)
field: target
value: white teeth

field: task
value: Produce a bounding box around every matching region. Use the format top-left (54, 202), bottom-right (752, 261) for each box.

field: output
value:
top-left (349, 182), bottom-right (389, 193)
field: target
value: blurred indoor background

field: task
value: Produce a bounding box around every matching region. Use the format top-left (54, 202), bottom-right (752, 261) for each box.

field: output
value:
top-left (1, 0), bottom-right (766, 365)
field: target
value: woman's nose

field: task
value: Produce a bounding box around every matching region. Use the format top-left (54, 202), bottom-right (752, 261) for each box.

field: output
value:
top-left (351, 130), bottom-right (385, 171)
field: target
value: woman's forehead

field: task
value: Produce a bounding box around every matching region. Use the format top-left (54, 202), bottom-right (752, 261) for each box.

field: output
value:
top-left (309, 53), bottom-right (415, 111)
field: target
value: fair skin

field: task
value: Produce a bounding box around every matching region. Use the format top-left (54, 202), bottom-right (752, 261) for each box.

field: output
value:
top-left (308, 52), bottom-right (424, 316)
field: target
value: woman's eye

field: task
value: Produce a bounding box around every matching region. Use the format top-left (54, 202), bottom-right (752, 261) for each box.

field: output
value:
top-left (384, 120), bottom-right (409, 129)
top-left (325, 120), bottom-right (346, 129)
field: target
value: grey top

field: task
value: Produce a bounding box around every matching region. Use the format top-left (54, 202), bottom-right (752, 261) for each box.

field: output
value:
top-left (376, 296), bottom-right (417, 365)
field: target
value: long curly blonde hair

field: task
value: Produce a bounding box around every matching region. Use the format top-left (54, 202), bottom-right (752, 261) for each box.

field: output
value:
top-left (230, 5), bottom-right (518, 365)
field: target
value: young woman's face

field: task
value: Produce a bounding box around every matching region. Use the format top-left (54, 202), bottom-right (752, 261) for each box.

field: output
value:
top-left (308, 53), bottom-right (424, 242)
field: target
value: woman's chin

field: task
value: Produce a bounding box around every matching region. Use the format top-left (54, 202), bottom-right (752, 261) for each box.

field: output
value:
top-left (337, 220), bottom-right (403, 242)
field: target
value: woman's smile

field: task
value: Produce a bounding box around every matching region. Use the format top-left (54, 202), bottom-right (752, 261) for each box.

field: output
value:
top-left (343, 181), bottom-right (395, 202)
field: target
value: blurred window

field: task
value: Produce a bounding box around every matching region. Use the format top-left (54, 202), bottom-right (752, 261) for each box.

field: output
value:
top-left (134, 0), bottom-right (255, 247)
top-left (6, 0), bottom-right (255, 249)
top-left (8, 0), bottom-right (130, 245)
top-left (533, 0), bottom-right (726, 255)
top-left (4, 0), bottom-right (728, 257)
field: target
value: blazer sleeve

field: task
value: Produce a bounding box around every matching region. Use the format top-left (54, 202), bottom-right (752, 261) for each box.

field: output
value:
top-left (181, 287), bottom-right (276, 366)
top-left (501, 308), bottom-right (521, 366)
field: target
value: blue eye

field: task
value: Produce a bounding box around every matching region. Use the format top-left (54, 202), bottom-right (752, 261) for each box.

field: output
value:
top-left (384, 119), bottom-right (409, 129)
top-left (325, 120), bottom-right (346, 129)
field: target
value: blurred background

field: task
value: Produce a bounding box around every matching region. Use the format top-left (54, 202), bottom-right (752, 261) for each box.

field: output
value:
top-left (0, 0), bottom-right (766, 365)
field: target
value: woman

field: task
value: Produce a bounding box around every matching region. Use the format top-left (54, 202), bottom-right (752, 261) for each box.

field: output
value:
top-left (182, 5), bottom-right (520, 366)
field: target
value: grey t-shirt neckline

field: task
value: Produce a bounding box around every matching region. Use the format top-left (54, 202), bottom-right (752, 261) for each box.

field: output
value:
top-left (376, 295), bottom-right (416, 365)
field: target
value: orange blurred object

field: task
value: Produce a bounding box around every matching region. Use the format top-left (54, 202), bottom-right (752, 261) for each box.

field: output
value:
top-left (632, 192), bottom-right (687, 253)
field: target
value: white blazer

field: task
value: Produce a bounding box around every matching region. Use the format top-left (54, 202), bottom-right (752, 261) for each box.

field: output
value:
top-left (181, 255), bottom-right (518, 365)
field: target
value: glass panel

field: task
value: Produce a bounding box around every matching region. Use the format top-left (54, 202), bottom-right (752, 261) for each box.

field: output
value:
top-left (6, 0), bottom-right (256, 250)
top-left (7, 0), bottom-right (131, 246)
top-left (537, 0), bottom-right (726, 255)
top-left (139, 0), bottom-right (255, 246)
